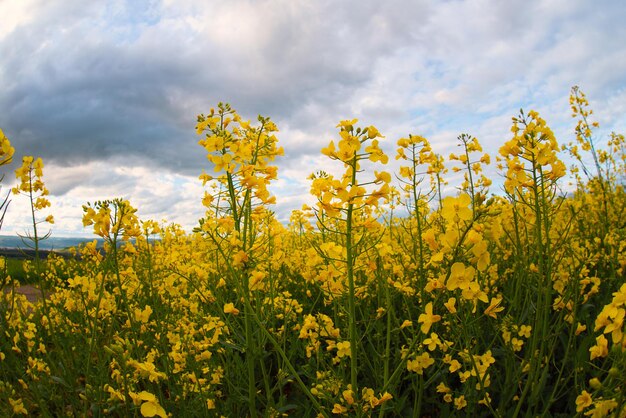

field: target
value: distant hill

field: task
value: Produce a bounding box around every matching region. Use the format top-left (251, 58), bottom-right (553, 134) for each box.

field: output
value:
top-left (0, 235), bottom-right (103, 251)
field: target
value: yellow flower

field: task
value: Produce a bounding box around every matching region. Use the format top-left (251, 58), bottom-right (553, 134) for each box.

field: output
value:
top-left (446, 262), bottom-right (475, 291)
top-left (342, 388), bottom-right (355, 405)
top-left (398, 165), bottom-right (413, 178)
top-left (321, 141), bottom-right (337, 158)
top-left (138, 392), bottom-right (167, 418)
top-left (130, 360), bottom-right (166, 383)
top-left (210, 153), bottom-right (235, 173)
top-left (585, 399), bottom-right (618, 417)
top-left (418, 302), bottom-right (441, 334)
top-left (589, 335), bottom-right (608, 360)
top-left (33, 157), bottom-right (44, 176)
top-left (423, 333), bottom-right (441, 351)
top-left (518, 325), bottom-right (532, 338)
top-left (400, 320), bottom-right (412, 329)
top-left (336, 341), bottom-right (351, 358)
top-left (337, 132), bottom-right (361, 162)
top-left (613, 284), bottom-right (626, 304)
top-left (9, 398), bottom-right (28, 415)
top-left (436, 382), bottom-right (451, 394)
top-left (511, 337), bottom-right (524, 352)
top-left (441, 193), bottom-right (472, 224)
top-left (223, 303), bottom-right (240, 315)
top-left (600, 305), bottom-right (625, 343)
top-left (366, 125), bottom-right (381, 139)
top-left (374, 170), bottom-right (391, 184)
top-left (365, 140), bottom-right (389, 164)
top-left (407, 352), bottom-right (434, 374)
top-left (202, 192), bottom-right (214, 208)
top-left (484, 296), bottom-right (505, 319)
top-left (336, 119), bottom-right (358, 129)
top-left (332, 403), bottom-right (347, 414)
top-left (232, 250), bottom-right (249, 267)
top-left (361, 387), bottom-right (378, 408)
top-left (454, 395), bottom-right (467, 410)
top-left (0, 128), bottom-right (15, 165)
top-left (377, 392), bottom-right (393, 405)
top-left (135, 305), bottom-right (153, 323)
top-left (444, 297), bottom-right (457, 314)
top-left (448, 359), bottom-right (462, 373)
top-left (575, 390), bottom-right (592, 412)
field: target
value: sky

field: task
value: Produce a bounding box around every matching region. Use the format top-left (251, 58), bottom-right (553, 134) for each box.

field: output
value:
top-left (1, 0), bottom-right (625, 237)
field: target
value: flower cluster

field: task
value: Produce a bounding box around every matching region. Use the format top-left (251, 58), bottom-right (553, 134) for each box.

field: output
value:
top-left (2, 88), bottom-right (626, 416)
top-left (82, 198), bottom-right (141, 241)
top-left (0, 128), bottom-right (14, 166)
top-left (12, 157), bottom-right (53, 218)
top-left (499, 109), bottom-right (566, 195)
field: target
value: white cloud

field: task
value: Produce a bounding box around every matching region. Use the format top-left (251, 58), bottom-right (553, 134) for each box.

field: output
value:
top-left (0, 0), bottom-right (39, 41)
top-left (1, 0), bottom-right (625, 237)
top-left (2, 160), bottom-right (207, 236)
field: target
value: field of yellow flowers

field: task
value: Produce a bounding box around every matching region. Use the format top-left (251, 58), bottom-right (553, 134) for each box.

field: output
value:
top-left (1, 87), bottom-right (625, 417)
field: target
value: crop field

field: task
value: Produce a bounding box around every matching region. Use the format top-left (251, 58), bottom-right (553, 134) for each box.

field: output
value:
top-left (1, 87), bottom-right (625, 417)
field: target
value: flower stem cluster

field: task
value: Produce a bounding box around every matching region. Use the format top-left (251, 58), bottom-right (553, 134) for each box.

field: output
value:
top-left (82, 199), bottom-right (141, 243)
top-left (499, 109), bottom-right (565, 197)
top-left (11, 156), bottom-right (54, 265)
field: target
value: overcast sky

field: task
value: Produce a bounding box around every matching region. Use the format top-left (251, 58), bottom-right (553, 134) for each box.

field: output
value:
top-left (1, 0), bottom-right (625, 237)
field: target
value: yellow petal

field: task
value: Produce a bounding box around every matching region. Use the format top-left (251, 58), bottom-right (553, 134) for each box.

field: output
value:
top-left (138, 391), bottom-right (157, 402)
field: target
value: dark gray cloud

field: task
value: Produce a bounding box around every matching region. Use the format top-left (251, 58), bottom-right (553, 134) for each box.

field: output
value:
top-left (1, 0), bottom-right (437, 184)
top-left (1, 10), bottom-right (203, 172)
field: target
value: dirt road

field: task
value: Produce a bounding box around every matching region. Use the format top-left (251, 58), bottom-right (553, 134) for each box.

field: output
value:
top-left (3, 284), bottom-right (43, 303)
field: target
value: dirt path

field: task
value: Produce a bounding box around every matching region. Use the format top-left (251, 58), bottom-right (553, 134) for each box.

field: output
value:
top-left (3, 284), bottom-right (44, 303)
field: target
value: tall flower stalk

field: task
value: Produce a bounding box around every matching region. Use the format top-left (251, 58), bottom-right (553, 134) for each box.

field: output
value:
top-left (313, 120), bottom-right (391, 409)
top-left (12, 156), bottom-right (54, 291)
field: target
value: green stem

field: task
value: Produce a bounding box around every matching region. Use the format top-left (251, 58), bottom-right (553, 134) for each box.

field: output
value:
top-left (378, 270), bottom-right (392, 418)
top-left (346, 158), bottom-right (358, 397)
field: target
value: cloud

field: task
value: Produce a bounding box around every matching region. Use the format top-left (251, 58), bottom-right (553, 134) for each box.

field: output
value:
top-left (1, 0), bottom-right (625, 235)
top-left (3, 159), bottom-right (207, 236)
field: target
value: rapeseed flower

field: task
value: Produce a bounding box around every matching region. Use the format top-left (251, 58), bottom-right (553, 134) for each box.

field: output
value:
top-left (418, 302), bottom-right (441, 334)
top-left (441, 193), bottom-right (472, 224)
top-left (589, 335), bottom-right (609, 360)
top-left (223, 303), bottom-right (239, 315)
top-left (407, 352), bottom-right (434, 374)
top-left (9, 398), bottom-right (28, 415)
top-left (136, 392), bottom-right (167, 418)
top-left (0, 128), bottom-right (15, 165)
top-left (336, 341), bottom-right (351, 358)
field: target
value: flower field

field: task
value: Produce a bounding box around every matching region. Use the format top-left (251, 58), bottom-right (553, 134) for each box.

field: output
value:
top-left (1, 87), bottom-right (625, 417)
